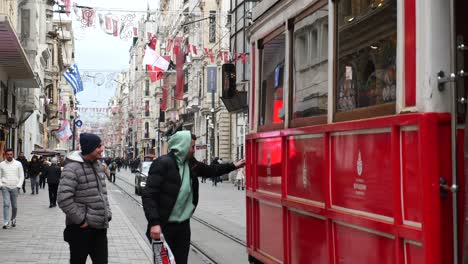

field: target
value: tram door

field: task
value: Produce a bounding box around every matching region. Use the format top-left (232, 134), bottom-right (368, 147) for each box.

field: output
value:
top-left (456, 0), bottom-right (468, 262)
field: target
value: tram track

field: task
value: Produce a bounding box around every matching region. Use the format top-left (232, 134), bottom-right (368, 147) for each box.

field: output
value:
top-left (112, 174), bottom-right (246, 264)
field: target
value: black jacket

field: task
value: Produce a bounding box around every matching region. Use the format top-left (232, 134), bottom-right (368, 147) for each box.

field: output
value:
top-left (43, 165), bottom-right (61, 184)
top-left (29, 161), bottom-right (42, 176)
top-left (142, 152), bottom-right (235, 230)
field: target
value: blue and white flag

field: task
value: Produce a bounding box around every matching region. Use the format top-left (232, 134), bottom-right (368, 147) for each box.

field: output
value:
top-left (63, 64), bottom-right (84, 94)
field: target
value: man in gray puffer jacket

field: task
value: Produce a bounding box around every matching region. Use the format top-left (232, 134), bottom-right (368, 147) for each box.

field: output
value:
top-left (58, 133), bottom-right (112, 264)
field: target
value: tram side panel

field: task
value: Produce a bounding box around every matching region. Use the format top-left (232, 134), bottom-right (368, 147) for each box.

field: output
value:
top-left (246, 114), bottom-right (457, 264)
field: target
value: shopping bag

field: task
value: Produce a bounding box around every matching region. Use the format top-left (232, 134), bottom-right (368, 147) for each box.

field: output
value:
top-left (152, 236), bottom-right (176, 264)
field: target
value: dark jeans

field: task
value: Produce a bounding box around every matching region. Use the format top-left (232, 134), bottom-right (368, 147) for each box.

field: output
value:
top-left (64, 225), bottom-right (108, 264)
top-left (48, 183), bottom-right (58, 206)
top-left (110, 173), bottom-right (115, 183)
top-left (162, 220), bottom-right (190, 264)
top-left (39, 176), bottom-right (46, 189)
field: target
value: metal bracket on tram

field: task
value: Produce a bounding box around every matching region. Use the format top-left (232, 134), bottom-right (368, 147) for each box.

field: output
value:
top-left (437, 71), bottom-right (457, 91)
top-left (458, 43), bottom-right (468, 51)
top-left (440, 177), bottom-right (458, 198)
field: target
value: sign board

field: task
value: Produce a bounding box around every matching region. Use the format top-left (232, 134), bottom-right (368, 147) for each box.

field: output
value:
top-left (75, 120), bottom-right (83, 127)
top-left (207, 66), bottom-right (217, 93)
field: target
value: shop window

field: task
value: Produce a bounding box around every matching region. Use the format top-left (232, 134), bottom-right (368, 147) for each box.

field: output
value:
top-left (292, 3), bottom-right (329, 123)
top-left (259, 31), bottom-right (286, 128)
top-left (335, 0), bottom-right (397, 119)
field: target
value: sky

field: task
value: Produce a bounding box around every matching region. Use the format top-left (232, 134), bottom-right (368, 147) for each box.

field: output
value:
top-left (69, 0), bottom-right (159, 107)
top-left (64, 0), bottom-right (159, 123)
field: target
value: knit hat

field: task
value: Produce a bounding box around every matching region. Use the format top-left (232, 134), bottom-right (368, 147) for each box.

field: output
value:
top-left (80, 133), bottom-right (102, 155)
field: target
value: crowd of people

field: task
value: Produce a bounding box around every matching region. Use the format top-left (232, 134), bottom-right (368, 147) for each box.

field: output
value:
top-left (0, 131), bottom-right (246, 264)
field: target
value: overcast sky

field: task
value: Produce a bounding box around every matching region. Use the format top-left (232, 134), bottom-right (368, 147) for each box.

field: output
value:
top-left (70, 0), bottom-right (159, 108)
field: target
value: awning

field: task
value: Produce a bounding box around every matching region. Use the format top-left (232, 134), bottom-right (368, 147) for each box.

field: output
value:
top-left (0, 15), bottom-right (39, 88)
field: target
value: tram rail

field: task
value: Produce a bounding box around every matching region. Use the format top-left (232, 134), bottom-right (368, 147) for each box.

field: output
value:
top-left (112, 174), bottom-right (245, 263)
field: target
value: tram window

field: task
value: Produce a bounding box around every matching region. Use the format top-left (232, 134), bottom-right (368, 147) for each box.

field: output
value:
top-left (259, 32), bottom-right (286, 128)
top-left (292, 4), bottom-right (329, 123)
top-left (335, 0), bottom-right (397, 118)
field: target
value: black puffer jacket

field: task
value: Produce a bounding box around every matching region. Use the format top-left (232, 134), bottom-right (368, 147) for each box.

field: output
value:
top-left (142, 152), bottom-right (235, 231)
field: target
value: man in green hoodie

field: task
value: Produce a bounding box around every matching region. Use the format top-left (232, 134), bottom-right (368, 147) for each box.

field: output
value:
top-left (142, 131), bottom-right (245, 264)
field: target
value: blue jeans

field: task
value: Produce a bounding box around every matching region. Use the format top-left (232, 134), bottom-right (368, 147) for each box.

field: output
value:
top-left (30, 175), bottom-right (39, 194)
top-left (1, 187), bottom-right (18, 225)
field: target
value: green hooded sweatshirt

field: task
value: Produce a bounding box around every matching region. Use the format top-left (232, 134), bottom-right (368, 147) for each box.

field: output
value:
top-left (167, 131), bottom-right (195, 222)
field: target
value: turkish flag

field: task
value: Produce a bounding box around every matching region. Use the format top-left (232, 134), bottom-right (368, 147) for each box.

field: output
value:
top-left (192, 45), bottom-right (197, 55)
top-left (175, 50), bottom-right (184, 100)
top-left (166, 39), bottom-right (173, 53)
top-left (209, 49), bottom-right (214, 63)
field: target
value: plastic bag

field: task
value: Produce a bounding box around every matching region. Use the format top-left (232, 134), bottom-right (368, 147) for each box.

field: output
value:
top-left (152, 235), bottom-right (176, 264)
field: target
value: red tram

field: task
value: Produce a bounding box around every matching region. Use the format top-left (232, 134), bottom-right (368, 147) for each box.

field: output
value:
top-left (245, 0), bottom-right (468, 263)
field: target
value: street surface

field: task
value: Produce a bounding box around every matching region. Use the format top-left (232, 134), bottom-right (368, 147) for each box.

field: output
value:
top-left (115, 168), bottom-right (248, 263)
top-left (0, 168), bottom-right (247, 263)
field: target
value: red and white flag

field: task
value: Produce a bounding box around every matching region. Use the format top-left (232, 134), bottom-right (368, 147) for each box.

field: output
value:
top-left (143, 47), bottom-right (170, 71)
top-left (192, 45), bottom-right (198, 55)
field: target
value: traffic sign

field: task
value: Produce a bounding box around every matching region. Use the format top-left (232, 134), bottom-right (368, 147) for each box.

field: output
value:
top-left (75, 119), bottom-right (83, 127)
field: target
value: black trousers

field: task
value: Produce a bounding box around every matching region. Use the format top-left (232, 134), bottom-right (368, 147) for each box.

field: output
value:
top-left (48, 183), bottom-right (58, 206)
top-left (110, 173), bottom-right (115, 183)
top-left (162, 220), bottom-right (191, 264)
top-left (39, 176), bottom-right (46, 189)
top-left (64, 225), bottom-right (108, 264)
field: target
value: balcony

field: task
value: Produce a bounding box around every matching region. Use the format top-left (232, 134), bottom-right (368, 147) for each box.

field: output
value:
top-left (0, 15), bottom-right (39, 88)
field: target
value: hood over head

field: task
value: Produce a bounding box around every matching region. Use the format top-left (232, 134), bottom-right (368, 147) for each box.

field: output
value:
top-left (168, 131), bottom-right (192, 164)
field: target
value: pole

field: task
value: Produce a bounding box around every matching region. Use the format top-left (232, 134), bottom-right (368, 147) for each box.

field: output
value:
top-left (72, 117), bottom-right (76, 151)
top-left (211, 90), bottom-right (215, 161)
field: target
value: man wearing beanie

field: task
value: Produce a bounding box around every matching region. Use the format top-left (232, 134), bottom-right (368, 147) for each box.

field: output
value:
top-left (57, 133), bottom-right (112, 264)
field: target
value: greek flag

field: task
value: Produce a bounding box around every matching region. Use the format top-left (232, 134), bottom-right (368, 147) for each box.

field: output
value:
top-left (63, 64), bottom-right (84, 94)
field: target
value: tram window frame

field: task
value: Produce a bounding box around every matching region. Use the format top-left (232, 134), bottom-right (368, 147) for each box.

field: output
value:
top-left (333, 0), bottom-right (397, 122)
top-left (289, 0), bottom-right (329, 128)
top-left (257, 26), bottom-right (286, 132)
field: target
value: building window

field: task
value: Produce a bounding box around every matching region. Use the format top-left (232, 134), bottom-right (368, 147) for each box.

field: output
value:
top-left (145, 101), bottom-right (150, 117)
top-left (292, 3), bottom-right (329, 124)
top-left (145, 80), bottom-right (150, 96)
top-left (258, 30), bottom-right (286, 128)
top-left (335, 0), bottom-right (397, 119)
top-left (209, 10), bottom-right (216, 43)
top-left (144, 122), bottom-right (149, 138)
top-left (21, 9), bottom-right (30, 40)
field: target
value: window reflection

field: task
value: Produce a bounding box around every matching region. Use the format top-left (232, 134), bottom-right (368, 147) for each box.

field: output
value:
top-left (293, 5), bottom-right (329, 119)
top-left (259, 33), bottom-right (285, 126)
top-left (336, 0), bottom-right (397, 112)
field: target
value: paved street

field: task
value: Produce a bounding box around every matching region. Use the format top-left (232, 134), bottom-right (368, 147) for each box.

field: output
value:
top-left (0, 169), bottom-right (247, 263)
top-left (0, 178), bottom-right (152, 264)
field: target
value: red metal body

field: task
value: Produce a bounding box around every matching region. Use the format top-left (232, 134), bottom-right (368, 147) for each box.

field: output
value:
top-left (246, 113), bottom-right (457, 264)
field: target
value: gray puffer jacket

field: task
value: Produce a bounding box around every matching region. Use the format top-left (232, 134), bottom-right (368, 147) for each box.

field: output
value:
top-left (57, 151), bottom-right (112, 229)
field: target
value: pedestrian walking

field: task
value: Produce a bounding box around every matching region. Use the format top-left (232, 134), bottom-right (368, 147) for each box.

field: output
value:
top-left (39, 158), bottom-right (49, 189)
top-left (236, 167), bottom-right (245, 191)
top-left (57, 133), bottom-right (112, 264)
top-left (17, 152), bottom-right (28, 193)
top-left (0, 148), bottom-right (25, 229)
top-left (211, 157), bottom-right (220, 187)
top-left (43, 158), bottom-right (61, 208)
top-left (109, 161), bottom-right (117, 183)
top-left (28, 155), bottom-right (42, 195)
top-left (142, 131), bottom-right (245, 264)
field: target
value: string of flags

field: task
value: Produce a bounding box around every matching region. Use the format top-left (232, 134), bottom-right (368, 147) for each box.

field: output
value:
top-left (70, 3), bottom-right (250, 65)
